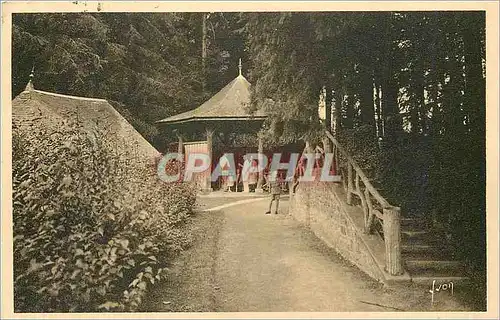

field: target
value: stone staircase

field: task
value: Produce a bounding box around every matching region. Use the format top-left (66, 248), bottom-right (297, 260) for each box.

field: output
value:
top-left (324, 131), bottom-right (471, 286)
top-left (400, 217), bottom-right (469, 285)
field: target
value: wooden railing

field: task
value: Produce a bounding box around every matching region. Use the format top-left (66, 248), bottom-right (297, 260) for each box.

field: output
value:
top-left (324, 131), bottom-right (403, 276)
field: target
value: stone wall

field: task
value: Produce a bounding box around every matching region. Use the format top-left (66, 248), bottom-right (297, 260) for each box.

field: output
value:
top-left (289, 181), bottom-right (388, 283)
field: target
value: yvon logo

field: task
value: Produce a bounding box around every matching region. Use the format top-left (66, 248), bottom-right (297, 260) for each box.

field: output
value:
top-left (429, 280), bottom-right (454, 306)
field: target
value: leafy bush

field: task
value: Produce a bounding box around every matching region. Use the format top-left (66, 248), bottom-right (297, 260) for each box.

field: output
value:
top-left (12, 124), bottom-right (196, 312)
top-left (336, 125), bottom-right (381, 176)
top-left (337, 126), bottom-right (434, 216)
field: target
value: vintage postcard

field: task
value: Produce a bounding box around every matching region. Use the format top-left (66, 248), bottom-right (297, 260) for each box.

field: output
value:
top-left (1, 1), bottom-right (499, 319)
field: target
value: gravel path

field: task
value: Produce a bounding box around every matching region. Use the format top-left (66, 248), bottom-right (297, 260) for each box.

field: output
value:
top-left (143, 197), bottom-right (469, 312)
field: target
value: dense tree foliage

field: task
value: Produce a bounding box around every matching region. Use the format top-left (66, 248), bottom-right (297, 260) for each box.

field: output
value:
top-left (246, 11), bottom-right (486, 272)
top-left (12, 12), bottom-right (245, 147)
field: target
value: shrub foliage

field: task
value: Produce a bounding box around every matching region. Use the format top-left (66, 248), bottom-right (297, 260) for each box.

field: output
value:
top-left (12, 125), bottom-right (196, 312)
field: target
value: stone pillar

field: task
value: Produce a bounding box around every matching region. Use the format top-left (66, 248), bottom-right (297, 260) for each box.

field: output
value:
top-left (243, 155), bottom-right (250, 193)
top-left (347, 162), bottom-right (353, 205)
top-left (383, 207), bottom-right (403, 275)
top-left (205, 129), bottom-right (214, 192)
top-left (257, 137), bottom-right (264, 192)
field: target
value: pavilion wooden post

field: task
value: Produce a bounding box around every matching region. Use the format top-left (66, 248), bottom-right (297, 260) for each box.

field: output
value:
top-left (176, 133), bottom-right (184, 180)
top-left (177, 133), bottom-right (184, 155)
top-left (305, 140), bottom-right (312, 153)
top-left (205, 129), bottom-right (214, 192)
top-left (257, 137), bottom-right (264, 191)
top-left (322, 136), bottom-right (331, 153)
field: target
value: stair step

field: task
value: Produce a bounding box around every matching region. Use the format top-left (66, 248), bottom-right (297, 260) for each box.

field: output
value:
top-left (400, 218), bottom-right (429, 229)
top-left (401, 243), bottom-right (450, 254)
top-left (405, 259), bottom-right (466, 272)
top-left (401, 230), bottom-right (430, 242)
top-left (402, 230), bottom-right (428, 236)
top-left (402, 236), bottom-right (452, 248)
top-left (399, 218), bottom-right (468, 286)
top-left (403, 250), bottom-right (457, 261)
top-left (405, 259), bottom-right (467, 277)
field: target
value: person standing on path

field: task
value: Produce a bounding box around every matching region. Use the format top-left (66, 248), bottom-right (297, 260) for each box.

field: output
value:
top-left (265, 171), bottom-right (283, 215)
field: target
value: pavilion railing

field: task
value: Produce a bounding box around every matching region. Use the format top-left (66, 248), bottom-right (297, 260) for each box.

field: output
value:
top-left (324, 130), bottom-right (403, 276)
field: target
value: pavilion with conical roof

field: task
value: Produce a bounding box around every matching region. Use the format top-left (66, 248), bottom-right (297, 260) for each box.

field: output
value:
top-left (157, 62), bottom-right (266, 126)
top-left (156, 60), bottom-right (268, 192)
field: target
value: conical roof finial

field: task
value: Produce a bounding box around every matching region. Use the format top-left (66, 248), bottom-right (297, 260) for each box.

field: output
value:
top-left (25, 65), bottom-right (35, 91)
top-left (238, 58), bottom-right (242, 77)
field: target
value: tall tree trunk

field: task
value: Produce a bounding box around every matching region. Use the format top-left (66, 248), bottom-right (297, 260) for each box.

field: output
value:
top-left (381, 72), bottom-right (399, 141)
top-left (415, 67), bottom-right (426, 135)
top-left (325, 87), bottom-right (332, 132)
top-left (441, 57), bottom-right (466, 138)
top-left (460, 11), bottom-right (486, 272)
top-left (427, 13), bottom-right (441, 137)
top-left (461, 12), bottom-right (486, 143)
top-left (374, 69), bottom-right (383, 137)
top-left (380, 13), bottom-right (400, 142)
top-left (359, 63), bottom-right (376, 137)
top-left (333, 77), bottom-right (343, 135)
top-left (202, 13), bottom-right (208, 93)
top-left (411, 61), bottom-right (425, 135)
top-left (344, 81), bottom-right (354, 129)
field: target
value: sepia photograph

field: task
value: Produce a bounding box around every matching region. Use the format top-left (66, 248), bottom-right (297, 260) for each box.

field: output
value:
top-left (1, 1), bottom-right (499, 318)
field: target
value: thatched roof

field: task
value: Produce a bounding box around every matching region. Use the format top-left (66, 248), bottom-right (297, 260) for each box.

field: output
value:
top-left (12, 88), bottom-right (160, 164)
top-left (157, 74), bottom-right (266, 125)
